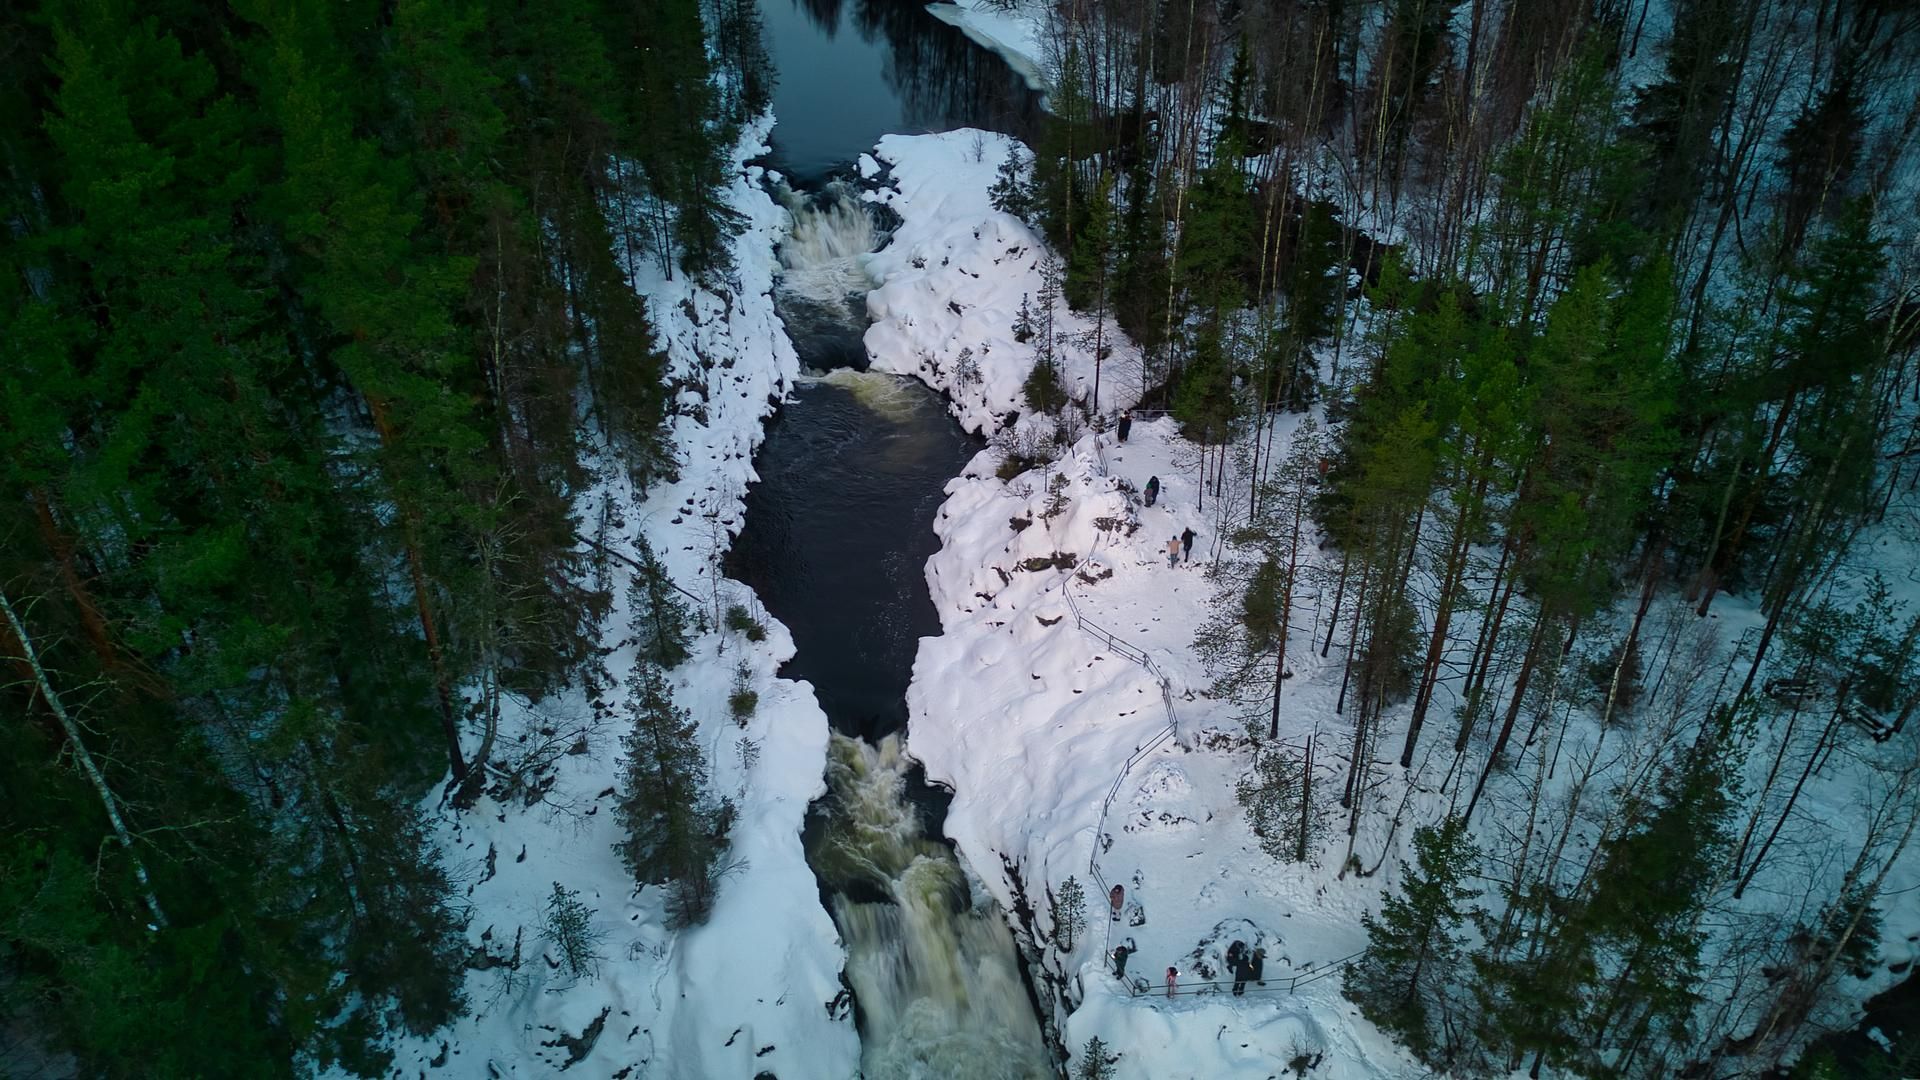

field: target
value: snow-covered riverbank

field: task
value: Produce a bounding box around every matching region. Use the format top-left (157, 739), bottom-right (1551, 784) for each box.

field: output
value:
top-left (857, 129), bottom-right (1426, 1078)
top-left (356, 115), bottom-right (859, 1079)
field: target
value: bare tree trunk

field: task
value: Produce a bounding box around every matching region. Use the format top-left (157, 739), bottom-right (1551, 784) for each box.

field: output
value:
top-left (364, 395), bottom-right (468, 784)
top-left (1404, 465), bottom-right (1489, 765)
top-left (1456, 534), bottom-right (1521, 753)
top-left (1465, 614), bottom-right (1548, 822)
top-left (1322, 553), bottom-right (1350, 658)
top-left (1, 589), bottom-right (169, 930)
top-left (1734, 691), bottom-right (1847, 898)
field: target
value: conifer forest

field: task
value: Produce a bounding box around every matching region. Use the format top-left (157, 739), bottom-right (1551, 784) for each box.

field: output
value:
top-left (0, 0), bottom-right (765, 1072)
top-left (985, 0), bottom-right (1920, 1075)
top-left (3, 0), bottom-right (1920, 1076)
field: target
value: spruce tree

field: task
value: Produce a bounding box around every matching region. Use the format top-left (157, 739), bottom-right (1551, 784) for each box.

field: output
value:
top-left (629, 538), bottom-right (693, 669)
top-left (612, 662), bottom-right (735, 926)
top-left (1052, 875), bottom-right (1088, 952)
top-left (1077, 1036), bottom-right (1119, 1080)
top-left (989, 145), bottom-right (1035, 223)
top-left (1345, 817), bottom-right (1480, 1064)
top-left (543, 882), bottom-right (603, 980)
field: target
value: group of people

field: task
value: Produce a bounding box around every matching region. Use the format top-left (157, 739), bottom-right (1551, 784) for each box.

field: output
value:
top-left (1110, 939), bottom-right (1267, 998)
top-left (1113, 413), bottom-right (1199, 569)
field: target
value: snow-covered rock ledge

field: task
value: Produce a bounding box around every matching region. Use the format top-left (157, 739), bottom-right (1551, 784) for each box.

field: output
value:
top-left (354, 113), bottom-right (859, 1079)
top-left (925, 1), bottom-right (1051, 94)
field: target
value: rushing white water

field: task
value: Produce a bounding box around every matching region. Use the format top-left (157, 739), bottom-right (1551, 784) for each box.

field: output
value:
top-left (805, 368), bottom-right (934, 426)
top-left (813, 734), bottom-right (1053, 1080)
top-left (777, 181), bottom-right (884, 312)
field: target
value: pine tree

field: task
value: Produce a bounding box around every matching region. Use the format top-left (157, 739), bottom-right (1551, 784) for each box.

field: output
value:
top-left (1077, 1036), bottom-right (1119, 1080)
top-left (629, 538), bottom-right (693, 669)
top-left (612, 662), bottom-right (735, 926)
top-left (543, 882), bottom-right (603, 980)
top-left (1345, 817), bottom-right (1480, 1064)
top-left (1052, 875), bottom-right (1088, 952)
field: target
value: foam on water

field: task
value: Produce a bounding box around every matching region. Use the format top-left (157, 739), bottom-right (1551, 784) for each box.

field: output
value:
top-left (777, 181), bottom-right (884, 312)
top-left (813, 735), bottom-right (1052, 1080)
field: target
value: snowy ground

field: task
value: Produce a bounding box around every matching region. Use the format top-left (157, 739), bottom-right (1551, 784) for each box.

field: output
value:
top-left (860, 129), bottom-right (1427, 1079)
top-left (344, 115), bottom-right (859, 1079)
top-left (861, 128), bottom-right (1920, 1080)
top-left (864, 130), bottom-right (1140, 435)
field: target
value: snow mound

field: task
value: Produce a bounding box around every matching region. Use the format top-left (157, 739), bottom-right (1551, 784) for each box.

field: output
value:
top-left (863, 130), bottom-right (1141, 434)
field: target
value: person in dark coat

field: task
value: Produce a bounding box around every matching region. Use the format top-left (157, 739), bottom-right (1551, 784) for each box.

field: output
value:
top-left (1112, 943), bottom-right (1131, 978)
top-left (1117, 410), bottom-right (1133, 443)
top-left (1231, 956), bottom-right (1250, 996)
top-left (1249, 947), bottom-right (1266, 986)
top-left (1181, 527), bottom-right (1196, 562)
top-left (1144, 475), bottom-right (1159, 507)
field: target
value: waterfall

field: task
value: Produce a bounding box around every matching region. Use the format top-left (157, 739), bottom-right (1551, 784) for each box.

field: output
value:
top-left (813, 735), bottom-right (1053, 1080)
top-left (775, 183), bottom-right (886, 360)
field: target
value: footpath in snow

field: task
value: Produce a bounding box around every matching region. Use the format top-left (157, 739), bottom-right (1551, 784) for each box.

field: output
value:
top-left (353, 115), bottom-right (858, 1079)
top-left (860, 129), bottom-right (1424, 1079)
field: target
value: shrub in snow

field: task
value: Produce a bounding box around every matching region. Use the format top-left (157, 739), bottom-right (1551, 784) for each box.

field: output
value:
top-left (724, 602), bottom-right (767, 642)
top-left (992, 423), bottom-right (1055, 481)
top-left (543, 882), bottom-right (602, 980)
top-left (729, 660), bottom-right (758, 723)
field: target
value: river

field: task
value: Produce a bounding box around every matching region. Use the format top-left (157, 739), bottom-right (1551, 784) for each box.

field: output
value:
top-left (727, 2), bottom-right (1056, 1076)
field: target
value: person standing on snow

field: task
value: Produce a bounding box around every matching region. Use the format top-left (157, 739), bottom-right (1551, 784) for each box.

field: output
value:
top-left (1144, 475), bottom-right (1159, 506)
top-left (1165, 537), bottom-right (1181, 568)
top-left (1112, 943), bottom-right (1131, 978)
top-left (1249, 947), bottom-right (1266, 987)
top-left (1165, 966), bottom-right (1179, 999)
top-left (1117, 410), bottom-right (1133, 443)
top-left (1181, 527), bottom-right (1196, 562)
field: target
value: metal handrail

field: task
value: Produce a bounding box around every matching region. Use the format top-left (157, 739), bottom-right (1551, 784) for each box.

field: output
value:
top-left (1069, 436), bottom-right (1355, 1001)
top-left (1116, 949), bottom-right (1367, 998)
top-left (1059, 527), bottom-right (1178, 958)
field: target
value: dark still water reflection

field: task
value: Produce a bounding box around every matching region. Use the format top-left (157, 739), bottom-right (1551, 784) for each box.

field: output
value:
top-left (759, 0), bottom-right (1043, 181)
top-left (726, 371), bottom-right (978, 742)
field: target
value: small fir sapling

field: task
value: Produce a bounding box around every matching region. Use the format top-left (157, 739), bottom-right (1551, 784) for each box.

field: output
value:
top-left (1051, 875), bottom-right (1087, 952)
top-left (1077, 1036), bottom-right (1119, 1080)
top-left (543, 883), bottom-right (603, 980)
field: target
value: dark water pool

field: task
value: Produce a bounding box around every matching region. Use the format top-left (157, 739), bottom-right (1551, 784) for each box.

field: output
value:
top-left (726, 371), bottom-right (977, 743)
top-left (759, 0), bottom-right (1043, 182)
